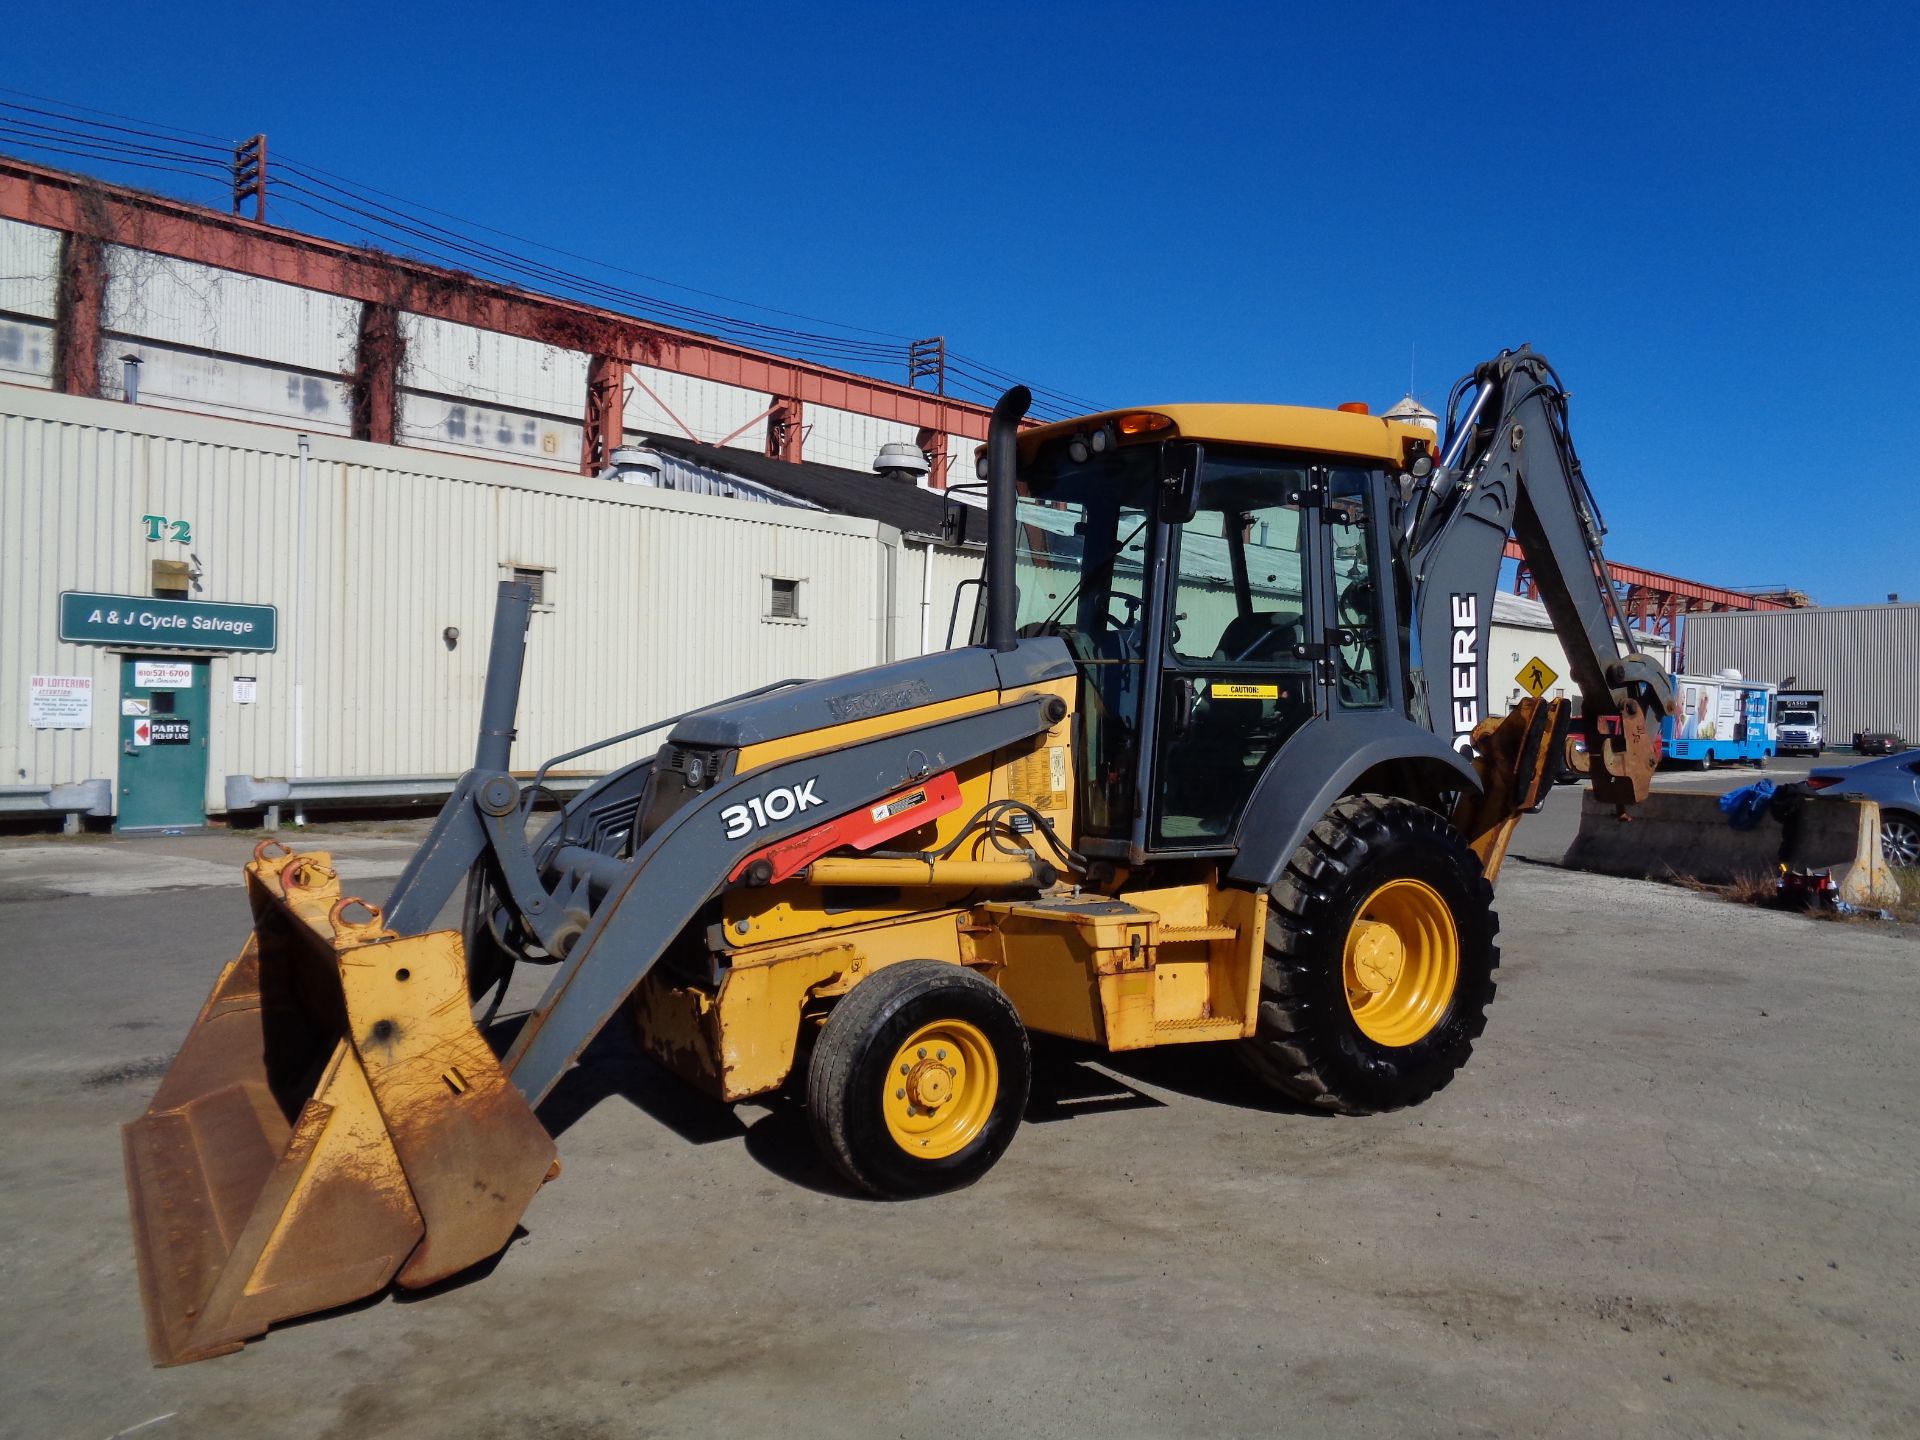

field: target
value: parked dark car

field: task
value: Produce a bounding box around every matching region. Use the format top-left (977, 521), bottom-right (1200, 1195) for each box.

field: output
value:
top-left (1809, 751), bottom-right (1920, 867)
top-left (1854, 731), bottom-right (1907, 757)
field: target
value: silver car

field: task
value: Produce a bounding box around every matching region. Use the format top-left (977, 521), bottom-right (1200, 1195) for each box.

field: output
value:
top-left (1808, 750), bottom-right (1920, 867)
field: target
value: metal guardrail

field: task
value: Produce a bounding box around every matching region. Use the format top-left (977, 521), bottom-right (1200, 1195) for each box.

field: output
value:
top-left (0, 780), bottom-right (113, 834)
top-left (225, 773), bottom-right (599, 830)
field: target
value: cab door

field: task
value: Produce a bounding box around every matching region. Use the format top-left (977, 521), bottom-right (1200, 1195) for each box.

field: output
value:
top-left (1144, 451), bottom-right (1324, 850)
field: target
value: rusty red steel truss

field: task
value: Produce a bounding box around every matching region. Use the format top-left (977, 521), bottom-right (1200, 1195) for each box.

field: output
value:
top-left (0, 156), bottom-right (987, 479)
top-left (1505, 539), bottom-right (1794, 642)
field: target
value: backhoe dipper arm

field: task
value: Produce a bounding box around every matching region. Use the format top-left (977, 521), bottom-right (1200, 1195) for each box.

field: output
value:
top-left (1408, 347), bottom-right (1675, 809)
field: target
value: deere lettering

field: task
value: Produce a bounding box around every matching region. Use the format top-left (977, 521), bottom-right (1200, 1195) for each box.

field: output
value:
top-left (1449, 593), bottom-right (1480, 755)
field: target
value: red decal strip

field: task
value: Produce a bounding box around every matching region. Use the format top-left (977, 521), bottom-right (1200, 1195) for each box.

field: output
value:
top-left (728, 772), bottom-right (961, 886)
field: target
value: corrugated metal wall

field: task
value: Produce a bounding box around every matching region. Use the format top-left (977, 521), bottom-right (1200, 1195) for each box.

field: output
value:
top-left (807, 404), bottom-right (919, 473)
top-left (0, 386), bottom-right (933, 812)
top-left (0, 218), bottom-right (58, 388)
top-left (398, 315), bottom-right (585, 469)
top-left (1684, 606), bottom-right (1920, 740)
top-left (16, 228), bottom-right (990, 505)
top-left (622, 365), bottom-right (771, 452)
top-left (99, 248), bottom-right (359, 432)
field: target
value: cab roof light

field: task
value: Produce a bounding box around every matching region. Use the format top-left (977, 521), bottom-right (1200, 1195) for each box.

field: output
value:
top-left (1116, 411), bottom-right (1174, 436)
top-left (1337, 401), bottom-right (1371, 415)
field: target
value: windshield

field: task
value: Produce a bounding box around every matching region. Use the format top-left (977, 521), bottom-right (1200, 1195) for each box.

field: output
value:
top-left (1004, 443), bottom-right (1158, 640)
top-left (1782, 709), bottom-right (1816, 725)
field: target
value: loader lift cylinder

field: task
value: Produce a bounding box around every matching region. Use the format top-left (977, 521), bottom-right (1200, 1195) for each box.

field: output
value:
top-left (475, 579), bottom-right (534, 771)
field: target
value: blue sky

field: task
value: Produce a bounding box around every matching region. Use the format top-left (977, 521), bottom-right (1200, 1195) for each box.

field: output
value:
top-left (7, 2), bottom-right (1915, 603)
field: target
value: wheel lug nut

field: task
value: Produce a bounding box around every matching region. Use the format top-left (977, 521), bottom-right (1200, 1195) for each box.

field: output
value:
top-left (937, 1049), bottom-right (947, 1060)
top-left (900, 1063), bottom-right (910, 1075)
top-left (917, 1047), bottom-right (927, 1059)
top-left (895, 1088), bottom-right (905, 1099)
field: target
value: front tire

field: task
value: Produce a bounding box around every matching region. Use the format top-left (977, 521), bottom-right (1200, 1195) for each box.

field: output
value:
top-left (1240, 795), bottom-right (1499, 1113)
top-left (808, 960), bottom-right (1030, 1198)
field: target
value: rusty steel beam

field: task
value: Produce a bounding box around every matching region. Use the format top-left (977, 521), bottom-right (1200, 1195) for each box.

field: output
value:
top-left (350, 301), bottom-right (403, 445)
top-left (1503, 538), bottom-right (1787, 612)
top-left (766, 398), bottom-right (805, 463)
top-left (52, 228), bottom-right (106, 397)
top-left (0, 156), bottom-right (993, 442)
top-left (580, 354), bottom-right (627, 474)
top-left (917, 426), bottom-right (951, 491)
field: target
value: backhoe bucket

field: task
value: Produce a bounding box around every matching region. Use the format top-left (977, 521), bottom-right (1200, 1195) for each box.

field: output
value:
top-left (123, 842), bottom-right (557, 1366)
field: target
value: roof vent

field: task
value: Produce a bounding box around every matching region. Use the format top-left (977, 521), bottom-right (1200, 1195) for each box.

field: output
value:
top-left (605, 445), bottom-right (662, 486)
top-left (874, 442), bottom-right (930, 484)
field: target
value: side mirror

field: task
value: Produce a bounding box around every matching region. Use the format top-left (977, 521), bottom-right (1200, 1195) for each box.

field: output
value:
top-left (1158, 442), bottom-right (1202, 524)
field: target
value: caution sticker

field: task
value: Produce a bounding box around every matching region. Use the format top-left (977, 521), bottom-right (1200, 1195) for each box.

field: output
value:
top-left (1212, 682), bottom-right (1279, 700)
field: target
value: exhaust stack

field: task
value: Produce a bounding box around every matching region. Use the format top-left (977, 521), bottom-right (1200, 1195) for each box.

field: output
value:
top-left (985, 385), bottom-right (1030, 652)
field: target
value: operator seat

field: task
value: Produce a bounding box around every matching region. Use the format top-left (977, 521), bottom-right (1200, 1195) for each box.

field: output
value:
top-left (1162, 610), bottom-right (1307, 834)
top-left (1211, 609), bottom-right (1303, 665)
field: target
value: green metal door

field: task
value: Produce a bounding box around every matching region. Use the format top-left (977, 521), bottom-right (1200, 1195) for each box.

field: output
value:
top-left (118, 657), bottom-right (210, 830)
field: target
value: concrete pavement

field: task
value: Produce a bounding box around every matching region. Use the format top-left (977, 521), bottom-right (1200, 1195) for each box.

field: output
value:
top-left (1, 827), bottom-right (1916, 1438)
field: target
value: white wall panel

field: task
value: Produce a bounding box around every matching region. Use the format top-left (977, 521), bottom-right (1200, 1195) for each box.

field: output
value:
top-left (400, 314), bottom-right (588, 417)
top-left (0, 318), bottom-right (53, 387)
top-left (805, 404), bottom-right (917, 473)
top-left (0, 387), bottom-right (899, 813)
top-left (98, 342), bottom-right (353, 433)
top-left (622, 364), bottom-right (772, 450)
top-left (397, 392), bottom-right (580, 471)
top-left (1, 218), bottom-right (60, 319)
top-left (102, 248), bottom-right (358, 373)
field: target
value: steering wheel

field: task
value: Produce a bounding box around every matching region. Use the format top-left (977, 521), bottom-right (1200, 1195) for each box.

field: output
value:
top-left (1090, 588), bottom-right (1144, 632)
top-left (1337, 576), bottom-right (1375, 628)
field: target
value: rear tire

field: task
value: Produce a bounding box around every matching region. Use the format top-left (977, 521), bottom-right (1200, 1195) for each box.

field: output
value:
top-left (1240, 795), bottom-right (1499, 1113)
top-left (808, 960), bottom-right (1030, 1198)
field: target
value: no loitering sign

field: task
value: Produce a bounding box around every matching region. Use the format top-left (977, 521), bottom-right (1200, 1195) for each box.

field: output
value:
top-left (28, 674), bottom-right (93, 728)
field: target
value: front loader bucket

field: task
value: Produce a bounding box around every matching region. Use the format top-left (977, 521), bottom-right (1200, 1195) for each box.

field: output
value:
top-left (123, 842), bottom-right (557, 1366)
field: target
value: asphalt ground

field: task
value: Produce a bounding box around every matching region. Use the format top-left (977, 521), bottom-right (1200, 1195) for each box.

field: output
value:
top-left (2, 774), bottom-right (1916, 1439)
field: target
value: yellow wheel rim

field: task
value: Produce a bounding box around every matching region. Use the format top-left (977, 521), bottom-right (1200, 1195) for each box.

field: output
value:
top-left (1342, 878), bottom-right (1460, 1047)
top-left (882, 1019), bottom-right (998, 1160)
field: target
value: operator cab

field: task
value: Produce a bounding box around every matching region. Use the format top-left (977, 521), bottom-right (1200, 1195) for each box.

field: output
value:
top-left (986, 412), bottom-right (1406, 860)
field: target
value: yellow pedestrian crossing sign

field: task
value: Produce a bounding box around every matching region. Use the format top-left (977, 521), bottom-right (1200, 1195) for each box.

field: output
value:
top-left (1516, 656), bottom-right (1559, 698)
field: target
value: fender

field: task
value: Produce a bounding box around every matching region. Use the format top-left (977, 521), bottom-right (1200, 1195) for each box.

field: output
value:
top-left (1226, 711), bottom-right (1482, 891)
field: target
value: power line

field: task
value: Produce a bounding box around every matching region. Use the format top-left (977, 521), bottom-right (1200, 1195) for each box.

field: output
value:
top-left (0, 93), bottom-right (1100, 418)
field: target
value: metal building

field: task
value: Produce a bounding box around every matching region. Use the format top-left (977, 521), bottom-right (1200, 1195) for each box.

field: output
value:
top-left (0, 386), bottom-right (978, 830)
top-left (1683, 604), bottom-right (1920, 743)
top-left (1485, 592), bottom-right (1672, 716)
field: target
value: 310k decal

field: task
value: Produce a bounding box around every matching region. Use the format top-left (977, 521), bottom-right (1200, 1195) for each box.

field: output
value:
top-left (720, 779), bottom-right (825, 839)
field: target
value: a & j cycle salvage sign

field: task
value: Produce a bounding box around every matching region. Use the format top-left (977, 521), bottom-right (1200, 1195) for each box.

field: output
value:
top-left (58, 592), bottom-right (278, 653)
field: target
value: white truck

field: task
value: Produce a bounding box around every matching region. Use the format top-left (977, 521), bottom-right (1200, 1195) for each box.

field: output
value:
top-left (1775, 689), bottom-right (1825, 755)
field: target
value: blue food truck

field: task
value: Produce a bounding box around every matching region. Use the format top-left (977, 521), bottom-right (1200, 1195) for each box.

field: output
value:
top-left (1662, 670), bottom-right (1777, 766)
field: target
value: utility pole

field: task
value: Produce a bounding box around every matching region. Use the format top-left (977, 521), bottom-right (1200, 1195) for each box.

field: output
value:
top-left (232, 134), bottom-right (267, 223)
top-left (908, 336), bottom-right (945, 396)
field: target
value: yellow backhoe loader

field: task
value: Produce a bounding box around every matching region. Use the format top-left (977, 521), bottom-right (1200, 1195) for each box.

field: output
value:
top-left (125, 347), bottom-right (1672, 1363)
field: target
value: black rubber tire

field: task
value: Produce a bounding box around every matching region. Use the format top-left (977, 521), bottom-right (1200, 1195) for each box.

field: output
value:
top-left (1239, 794), bottom-right (1499, 1114)
top-left (807, 960), bottom-right (1031, 1198)
top-left (1881, 810), bottom-right (1920, 870)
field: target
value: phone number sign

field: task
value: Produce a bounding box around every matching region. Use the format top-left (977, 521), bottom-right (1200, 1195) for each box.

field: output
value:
top-left (59, 591), bottom-right (278, 653)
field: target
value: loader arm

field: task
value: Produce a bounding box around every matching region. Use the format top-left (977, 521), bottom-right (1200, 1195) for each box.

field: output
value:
top-left (1404, 347), bottom-right (1675, 872)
